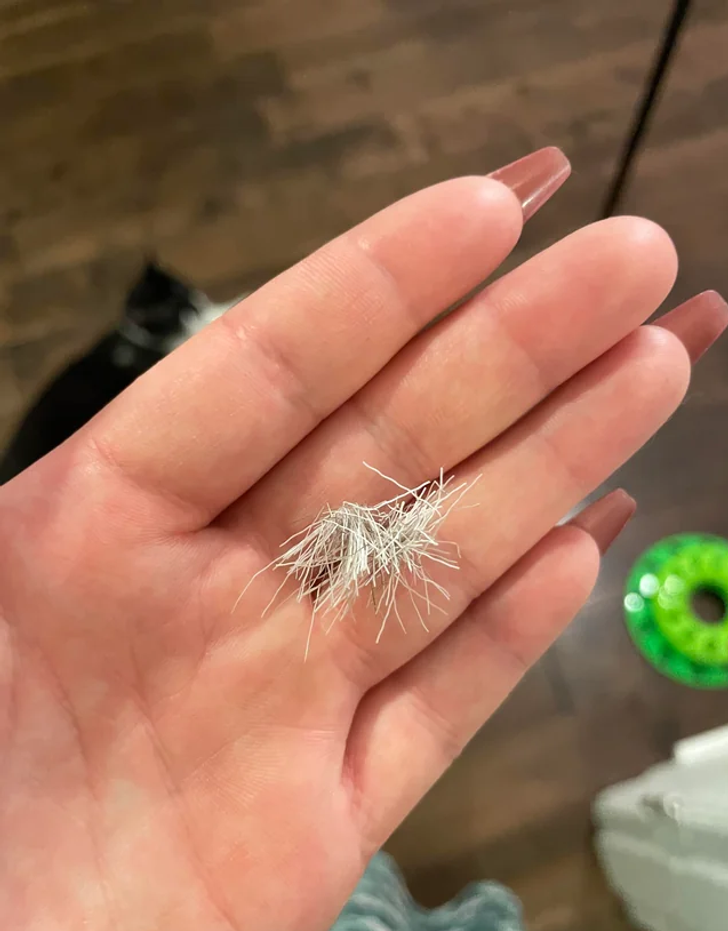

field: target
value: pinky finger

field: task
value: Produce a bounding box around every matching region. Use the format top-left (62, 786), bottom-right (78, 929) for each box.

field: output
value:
top-left (345, 490), bottom-right (635, 851)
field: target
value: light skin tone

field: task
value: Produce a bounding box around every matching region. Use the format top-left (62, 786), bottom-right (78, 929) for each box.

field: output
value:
top-left (1, 147), bottom-right (726, 931)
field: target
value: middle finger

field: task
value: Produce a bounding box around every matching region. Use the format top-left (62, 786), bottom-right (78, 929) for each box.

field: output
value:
top-left (230, 216), bottom-right (676, 545)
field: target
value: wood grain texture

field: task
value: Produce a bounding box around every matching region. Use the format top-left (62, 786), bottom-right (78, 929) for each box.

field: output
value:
top-left (2, 1), bottom-right (728, 929)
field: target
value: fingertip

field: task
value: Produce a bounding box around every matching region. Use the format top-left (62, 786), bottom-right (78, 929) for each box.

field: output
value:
top-left (639, 322), bottom-right (693, 379)
top-left (467, 175), bottom-right (525, 239)
top-left (591, 215), bottom-right (679, 301)
top-left (552, 519), bottom-right (601, 574)
top-left (615, 324), bottom-right (692, 408)
top-left (603, 215), bottom-right (678, 264)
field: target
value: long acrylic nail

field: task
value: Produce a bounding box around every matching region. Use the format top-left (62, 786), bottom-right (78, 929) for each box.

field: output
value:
top-left (657, 290), bottom-right (728, 363)
top-left (569, 489), bottom-right (636, 555)
top-left (488, 147), bottom-right (571, 222)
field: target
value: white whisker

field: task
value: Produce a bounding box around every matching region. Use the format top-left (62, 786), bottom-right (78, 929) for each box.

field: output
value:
top-left (234, 466), bottom-right (481, 656)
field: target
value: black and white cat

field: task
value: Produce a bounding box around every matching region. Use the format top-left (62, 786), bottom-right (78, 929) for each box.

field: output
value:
top-left (0, 263), bottom-right (235, 483)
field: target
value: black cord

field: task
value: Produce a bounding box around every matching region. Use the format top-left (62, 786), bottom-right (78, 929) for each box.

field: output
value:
top-left (600, 0), bottom-right (692, 218)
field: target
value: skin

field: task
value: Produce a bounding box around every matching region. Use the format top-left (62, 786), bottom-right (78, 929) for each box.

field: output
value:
top-left (0, 170), bottom-right (724, 931)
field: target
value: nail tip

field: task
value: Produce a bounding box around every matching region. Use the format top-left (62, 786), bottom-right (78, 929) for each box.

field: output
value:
top-left (610, 488), bottom-right (637, 512)
top-left (570, 488), bottom-right (636, 556)
top-left (699, 289), bottom-right (728, 312)
top-left (488, 146), bottom-right (571, 222)
top-left (658, 290), bottom-right (728, 363)
top-left (544, 145), bottom-right (572, 170)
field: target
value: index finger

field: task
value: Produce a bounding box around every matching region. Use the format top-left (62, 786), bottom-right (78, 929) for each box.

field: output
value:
top-left (79, 150), bottom-right (569, 531)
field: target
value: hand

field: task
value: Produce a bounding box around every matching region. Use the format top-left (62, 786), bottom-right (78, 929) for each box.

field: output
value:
top-left (1, 148), bottom-right (725, 931)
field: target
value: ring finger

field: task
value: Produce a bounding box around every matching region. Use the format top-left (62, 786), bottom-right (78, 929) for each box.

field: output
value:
top-left (277, 325), bottom-right (691, 685)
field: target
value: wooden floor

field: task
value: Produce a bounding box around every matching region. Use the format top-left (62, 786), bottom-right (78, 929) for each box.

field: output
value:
top-left (3, 1), bottom-right (728, 928)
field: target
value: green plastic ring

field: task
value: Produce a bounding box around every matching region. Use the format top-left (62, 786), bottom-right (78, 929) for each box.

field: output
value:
top-left (624, 533), bottom-right (728, 689)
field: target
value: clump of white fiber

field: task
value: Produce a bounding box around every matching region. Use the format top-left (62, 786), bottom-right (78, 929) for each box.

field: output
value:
top-left (237, 464), bottom-right (479, 658)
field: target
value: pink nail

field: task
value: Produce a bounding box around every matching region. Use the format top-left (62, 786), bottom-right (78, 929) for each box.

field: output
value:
top-left (569, 489), bottom-right (636, 555)
top-left (657, 290), bottom-right (728, 363)
top-left (488, 147), bottom-right (571, 222)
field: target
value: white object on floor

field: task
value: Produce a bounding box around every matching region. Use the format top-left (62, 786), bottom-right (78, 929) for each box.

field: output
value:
top-left (593, 723), bottom-right (728, 931)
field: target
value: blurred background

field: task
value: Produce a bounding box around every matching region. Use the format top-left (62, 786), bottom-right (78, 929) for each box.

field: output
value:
top-left (2, 1), bottom-right (728, 928)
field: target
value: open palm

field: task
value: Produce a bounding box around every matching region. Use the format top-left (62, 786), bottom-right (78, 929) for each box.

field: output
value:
top-left (1, 148), bottom-right (725, 931)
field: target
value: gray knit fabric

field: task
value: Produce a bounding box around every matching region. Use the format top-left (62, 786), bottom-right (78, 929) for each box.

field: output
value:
top-left (330, 853), bottom-right (525, 931)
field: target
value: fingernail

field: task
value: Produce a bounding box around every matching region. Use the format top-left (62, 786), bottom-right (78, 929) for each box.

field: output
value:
top-left (657, 290), bottom-right (728, 363)
top-left (488, 147), bottom-right (571, 222)
top-left (569, 489), bottom-right (636, 555)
